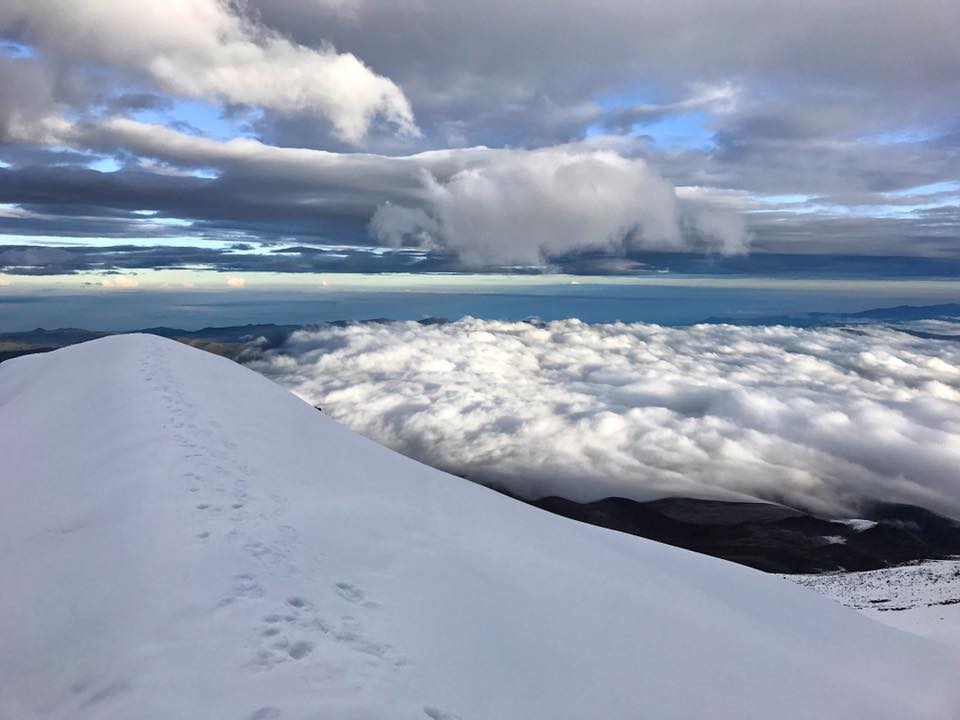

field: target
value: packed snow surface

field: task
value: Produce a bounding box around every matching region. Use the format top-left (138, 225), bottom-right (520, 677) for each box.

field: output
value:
top-left (1, 334), bottom-right (958, 719)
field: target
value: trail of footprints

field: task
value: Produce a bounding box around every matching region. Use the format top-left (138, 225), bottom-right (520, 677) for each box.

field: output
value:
top-left (140, 343), bottom-right (258, 547)
top-left (140, 341), bottom-right (454, 718)
top-left (251, 583), bottom-right (404, 673)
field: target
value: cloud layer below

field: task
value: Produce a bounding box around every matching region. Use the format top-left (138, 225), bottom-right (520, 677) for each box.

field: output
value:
top-left (249, 319), bottom-right (960, 518)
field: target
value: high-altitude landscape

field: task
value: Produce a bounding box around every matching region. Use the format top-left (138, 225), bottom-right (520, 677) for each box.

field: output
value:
top-left (2, 0), bottom-right (960, 716)
top-left (2, 335), bottom-right (958, 719)
top-left (5, 310), bottom-right (960, 578)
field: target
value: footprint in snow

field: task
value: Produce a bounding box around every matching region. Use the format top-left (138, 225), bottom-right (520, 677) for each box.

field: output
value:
top-left (287, 640), bottom-right (314, 660)
top-left (217, 574), bottom-right (266, 608)
top-left (334, 581), bottom-right (380, 609)
top-left (423, 707), bottom-right (462, 720)
top-left (246, 708), bottom-right (282, 720)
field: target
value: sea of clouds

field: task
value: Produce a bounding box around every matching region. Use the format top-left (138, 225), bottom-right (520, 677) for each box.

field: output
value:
top-left (248, 319), bottom-right (960, 518)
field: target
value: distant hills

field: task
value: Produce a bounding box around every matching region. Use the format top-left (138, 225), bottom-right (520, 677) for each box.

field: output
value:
top-left (526, 495), bottom-right (960, 574)
top-left (3, 302), bottom-right (959, 365)
top-left (703, 302), bottom-right (960, 329)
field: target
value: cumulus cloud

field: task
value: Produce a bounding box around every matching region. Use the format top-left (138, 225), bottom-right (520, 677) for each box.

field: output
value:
top-left (0, 0), bottom-right (416, 142)
top-left (225, 275), bottom-right (246, 288)
top-left (249, 319), bottom-right (960, 518)
top-left (370, 146), bottom-right (747, 265)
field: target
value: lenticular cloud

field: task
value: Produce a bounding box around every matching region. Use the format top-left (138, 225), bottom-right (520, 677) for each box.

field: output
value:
top-left (249, 319), bottom-right (960, 518)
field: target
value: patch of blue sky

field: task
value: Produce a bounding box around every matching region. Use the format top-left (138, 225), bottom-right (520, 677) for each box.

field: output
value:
top-left (637, 112), bottom-right (714, 150)
top-left (811, 204), bottom-right (909, 219)
top-left (585, 90), bottom-right (716, 149)
top-left (862, 128), bottom-right (939, 145)
top-left (586, 111), bottom-right (714, 150)
top-left (131, 98), bottom-right (255, 142)
top-left (583, 123), bottom-right (607, 139)
top-left (888, 181), bottom-right (960, 197)
top-left (0, 41), bottom-right (36, 59)
top-left (88, 157), bottom-right (122, 172)
top-left (794, 201), bottom-right (949, 220)
top-left (755, 194), bottom-right (812, 205)
top-left (753, 189), bottom-right (958, 218)
top-left (0, 233), bottom-right (246, 250)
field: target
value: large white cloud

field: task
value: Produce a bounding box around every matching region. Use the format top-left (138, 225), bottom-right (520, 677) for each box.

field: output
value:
top-left (370, 146), bottom-right (747, 266)
top-left (248, 319), bottom-right (960, 518)
top-left (0, 0), bottom-right (416, 143)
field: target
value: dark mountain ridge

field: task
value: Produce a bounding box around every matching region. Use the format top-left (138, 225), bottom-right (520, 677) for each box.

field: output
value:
top-left (526, 495), bottom-right (960, 573)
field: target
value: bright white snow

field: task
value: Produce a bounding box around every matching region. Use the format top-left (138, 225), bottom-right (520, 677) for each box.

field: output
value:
top-left (832, 519), bottom-right (880, 532)
top-left (1, 334), bottom-right (958, 719)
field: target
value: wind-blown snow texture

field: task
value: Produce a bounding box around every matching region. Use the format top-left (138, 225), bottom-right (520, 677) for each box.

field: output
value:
top-left (1, 335), bottom-right (958, 719)
top-left (250, 318), bottom-right (960, 517)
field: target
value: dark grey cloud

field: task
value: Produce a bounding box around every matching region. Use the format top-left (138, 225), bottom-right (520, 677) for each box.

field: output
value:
top-left (248, 0), bottom-right (960, 148)
top-left (5, 240), bottom-right (958, 280)
top-left (99, 92), bottom-right (173, 115)
top-left (0, 243), bottom-right (459, 276)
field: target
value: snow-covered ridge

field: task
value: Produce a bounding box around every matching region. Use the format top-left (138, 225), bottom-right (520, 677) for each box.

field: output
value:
top-left (1, 334), bottom-right (958, 719)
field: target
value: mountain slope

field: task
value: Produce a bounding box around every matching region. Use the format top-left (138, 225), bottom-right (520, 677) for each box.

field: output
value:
top-left (1, 334), bottom-right (957, 720)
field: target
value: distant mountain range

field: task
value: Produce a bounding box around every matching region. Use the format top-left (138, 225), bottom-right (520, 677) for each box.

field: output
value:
top-left (524, 495), bottom-right (960, 574)
top-left (0, 319), bottom-right (451, 363)
top-left (0, 323), bottom-right (300, 363)
top-left (703, 302), bottom-right (960, 329)
top-left (3, 302), bottom-right (959, 364)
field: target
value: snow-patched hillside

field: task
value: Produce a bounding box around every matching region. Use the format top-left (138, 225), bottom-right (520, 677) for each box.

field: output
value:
top-left (1, 335), bottom-right (958, 720)
top-left (785, 560), bottom-right (960, 651)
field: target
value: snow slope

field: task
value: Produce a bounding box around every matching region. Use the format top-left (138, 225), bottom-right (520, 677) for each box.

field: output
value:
top-left (1, 334), bottom-right (958, 720)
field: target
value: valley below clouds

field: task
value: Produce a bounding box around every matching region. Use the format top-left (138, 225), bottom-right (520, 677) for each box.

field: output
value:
top-left (248, 319), bottom-right (960, 519)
